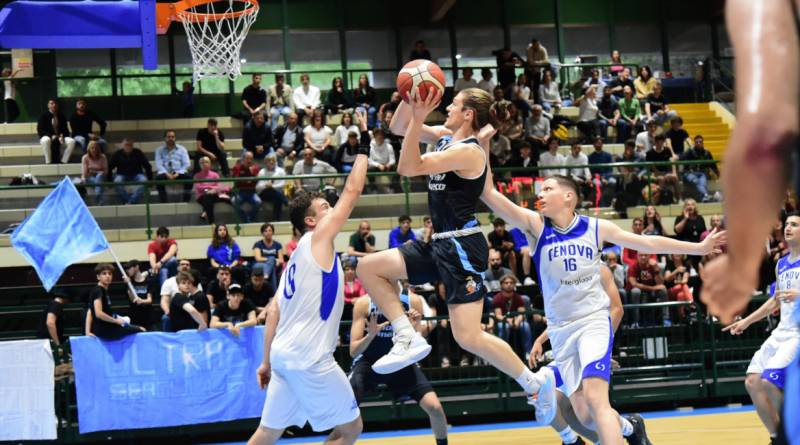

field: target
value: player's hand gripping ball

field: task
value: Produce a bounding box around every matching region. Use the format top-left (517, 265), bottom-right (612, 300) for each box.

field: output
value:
top-left (397, 59), bottom-right (446, 103)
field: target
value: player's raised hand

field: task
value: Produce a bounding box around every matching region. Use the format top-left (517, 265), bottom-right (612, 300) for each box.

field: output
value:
top-left (700, 227), bottom-right (727, 255)
top-left (700, 254), bottom-right (756, 324)
top-left (256, 361), bottom-right (271, 389)
top-left (355, 108), bottom-right (368, 132)
top-left (722, 318), bottom-right (749, 335)
top-left (407, 86), bottom-right (441, 122)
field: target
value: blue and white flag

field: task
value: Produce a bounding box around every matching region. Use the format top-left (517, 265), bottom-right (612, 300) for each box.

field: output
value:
top-left (11, 177), bottom-right (109, 291)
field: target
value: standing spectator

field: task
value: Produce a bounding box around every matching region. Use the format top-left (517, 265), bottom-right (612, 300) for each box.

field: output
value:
top-left (575, 85), bottom-right (606, 142)
top-left (495, 47), bottom-right (523, 97)
top-left (148, 226), bottom-right (179, 286)
top-left (168, 271), bottom-right (208, 332)
top-left (2, 67), bottom-right (20, 123)
top-left (484, 249), bottom-right (513, 293)
top-left (252, 222), bottom-right (283, 291)
top-left (273, 112), bottom-right (304, 163)
top-left (618, 86), bottom-right (641, 134)
top-left (353, 74), bottom-right (378, 128)
top-left (609, 50), bottom-right (624, 76)
top-left (642, 205), bottom-right (664, 236)
top-left (242, 112), bottom-right (273, 160)
top-left (88, 263), bottom-right (144, 339)
top-left (565, 142), bottom-right (591, 196)
top-left (633, 66), bottom-right (657, 100)
top-left (645, 134), bottom-right (680, 204)
top-left (178, 81), bottom-right (194, 117)
top-left (325, 76), bottom-right (353, 115)
top-left (155, 130), bottom-right (192, 203)
top-left (488, 218), bottom-right (517, 277)
top-left (69, 98), bottom-right (107, 153)
top-left (342, 260), bottom-right (367, 321)
top-left (526, 38), bottom-right (550, 68)
top-left (335, 131), bottom-right (361, 173)
top-left (644, 82), bottom-right (678, 126)
top-left (268, 73), bottom-right (293, 132)
top-left (389, 215), bottom-right (416, 249)
top-left (664, 254), bottom-right (696, 322)
top-left (665, 117), bottom-right (690, 156)
top-left (334, 112), bottom-right (359, 148)
top-left (303, 113), bottom-right (335, 164)
top-left (232, 152), bottom-right (262, 223)
top-left (408, 40), bottom-right (431, 61)
top-left (492, 274), bottom-right (534, 358)
top-left (37, 293), bottom-right (69, 345)
top-left (206, 265), bottom-right (234, 308)
top-left (598, 85), bottom-right (629, 143)
top-left (80, 140), bottom-right (108, 206)
top-left (681, 135), bottom-right (719, 202)
top-left (107, 139), bottom-right (152, 205)
top-left (537, 138), bottom-right (566, 177)
top-left (348, 220), bottom-right (376, 260)
top-left (241, 73), bottom-right (267, 122)
top-left (195, 118), bottom-right (229, 175)
top-left (609, 67), bottom-right (634, 99)
top-left (292, 148), bottom-right (338, 193)
top-left (123, 260), bottom-right (157, 329)
top-left (627, 253), bottom-right (668, 327)
top-left (210, 283), bottom-right (257, 336)
top-left (538, 69), bottom-right (562, 113)
top-left (292, 73), bottom-right (321, 126)
top-left (37, 99), bottom-right (75, 164)
top-left (256, 154), bottom-right (288, 221)
top-left (477, 68), bottom-right (495, 93)
top-left (193, 155), bottom-right (231, 224)
top-left (524, 104), bottom-right (550, 153)
top-left (245, 268), bottom-right (274, 321)
top-left (674, 199), bottom-right (707, 243)
top-left (454, 67), bottom-right (479, 93)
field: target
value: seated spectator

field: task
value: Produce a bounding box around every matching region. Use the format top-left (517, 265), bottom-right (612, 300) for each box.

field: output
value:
top-left (664, 253), bottom-right (696, 322)
top-left (242, 112), bottom-right (273, 160)
top-left (524, 104), bottom-right (550, 153)
top-left (193, 156), bottom-right (231, 224)
top-left (506, 141), bottom-right (535, 177)
top-left (155, 130), bottom-right (192, 203)
top-left (378, 91), bottom-right (402, 122)
top-left (210, 283), bottom-right (257, 336)
top-left (633, 65), bottom-right (657, 100)
top-left (622, 218), bottom-right (646, 269)
top-left (636, 120), bottom-right (659, 154)
top-left (495, 101), bottom-right (524, 143)
top-left (492, 274), bottom-right (534, 358)
top-left (268, 73), bottom-right (294, 132)
top-left (488, 218), bottom-right (517, 277)
top-left (245, 267), bottom-right (274, 322)
top-left (107, 139), bottom-right (152, 205)
top-left (325, 76), bottom-right (353, 115)
top-left (409, 39), bottom-right (432, 61)
top-left (241, 73), bottom-right (267, 122)
top-left (292, 73), bottom-right (321, 125)
top-left (609, 67), bottom-right (634, 99)
top-left (38, 99), bottom-right (75, 164)
top-left (334, 112), bottom-right (360, 148)
top-left (642, 205), bottom-right (664, 236)
top-left (478, 67), bottom-right (495, 93)
top-left (342, 260), bottom-right (367, 321)
top-left (484, 249), bottom-right (513, 293)
top-left (489, 131), bottom-right (512, 168)
top-left (588, 136), bottom-right (617, 194)
top-left (454, 67), bottom-right (479, 93)
top-left (389, 215), bottom-right (416, 249)
top-left (195, 118), bottom-right (229, 175)
top-left (538, 69), bottom-right (562, 113)
top-left (645, 134), bottom-right (679, 204)
top-left (335, 131), bottom-right (360, 172)
top-left (188, 269), bottom-right (211, 324)
top-left (627, 252), bottom-right (668, 327)
top-left (618, 86), bottom-right (641, 135)
top-left (80, 140), bottom-right (108, 206)
top-left (582, 68), bottom-right (607, 95)
top-left (614, 142), bottom-right (646, 211)
top-left (89, 263), bottom-right (145, 339)
top-left (674, 199), bottom-right (707, 243)
top-left (207, 224), bottom-right (246, 283)
top-left (604, 251), bottom-right (627, 317)
top-left (598, 85), bottom-right (629, 143)
top-left (206, 265), bottom-right (234, 308)
top-left (575, 85), bottom-right (606, 142)
top-left (273, 112), bottom-right (304, 163)
top-left (701, 214), bottom-right (723, 242)
top-left (252, 222), bottom-right (283, 291)
top-left (348, 220), bottom-right (376, 260)
top-left (124, 260), bottom-right (157, 329)
top-left (353, 74), bottom-right (378, 128)
top-left (414, 215), bottom-right (433, 244)
top-left (537, 138), bottom-right (566, 177)
top-left (368, 128), bottom-right (397, 189)
top-left (379, 110), bottom-right (403, 154)
top-left (69, 98), bottom-right (107, 153)
top-left (256, 154), bottom-right (288, 220)
top-left (566, 142), bottom-right (592, 199)
top-left (293, 147), bottom-right (338, 193)
top-left (148, 226), bottom-right (178, 286)
top-left (284, 227), bottom-right (301, 260)
top-left (304, 113), bottom-right (335, 165)
top-left (36, 293), bottom-right (69, 346)
top-left (681, 134), bottom-right (719, 202)
top-left (232, 152), bottom-right (262, 223)
top-left (168, 271), bottom-right (208, 332)
top-left (644, 82), bottom-right (678, 126)
top-left (665, 117), bottom-right (690, 156)
top-left (159, 259), bottom-right (199, 330)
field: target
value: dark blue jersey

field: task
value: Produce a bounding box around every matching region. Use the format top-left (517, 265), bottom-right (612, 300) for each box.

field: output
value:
top-left (427, 135), bottom-right (487, 233)
top-left (355, 293), bottom-right (411, 363)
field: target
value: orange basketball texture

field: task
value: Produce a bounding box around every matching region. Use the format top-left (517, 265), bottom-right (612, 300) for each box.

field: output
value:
top-left (396, 59), bottom-right (446, 103)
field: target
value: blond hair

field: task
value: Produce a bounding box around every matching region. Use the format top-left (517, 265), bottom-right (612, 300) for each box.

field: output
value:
top-left (459, 88), bottom-right (495, 130)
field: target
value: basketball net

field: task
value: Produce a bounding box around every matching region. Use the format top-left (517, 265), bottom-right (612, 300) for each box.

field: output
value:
top-left (176, 0), bottom-right (259, 83)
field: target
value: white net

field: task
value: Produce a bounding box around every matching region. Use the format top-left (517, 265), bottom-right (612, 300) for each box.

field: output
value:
top-left (177, 0), bottom-right (259, 83)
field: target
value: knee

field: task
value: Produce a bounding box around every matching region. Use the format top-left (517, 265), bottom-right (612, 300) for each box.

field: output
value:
top-left (421, 397), bottom-right (445, 417)
top-left (340, 417), bottom-right (363, 440)
top-left (745, 373), bottom-right (762, 394)
top-left (451, 325), bottom-right (481, 353)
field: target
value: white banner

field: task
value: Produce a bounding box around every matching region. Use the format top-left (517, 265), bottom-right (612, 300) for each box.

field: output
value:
top-left (0, 339), bottom-right (57, 440)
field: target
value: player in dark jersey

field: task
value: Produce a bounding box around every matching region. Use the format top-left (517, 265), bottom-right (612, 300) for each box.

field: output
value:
top-left (356, 87), bottom-right (556, 417)
top-left (349, 288), bottom-right (448, 445)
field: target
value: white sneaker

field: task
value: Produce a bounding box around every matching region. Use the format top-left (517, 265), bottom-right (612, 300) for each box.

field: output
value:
top-left (372, 332), bottom-right (432, 374)
top-left (523, 277), bottom-right (535, 286)
top-left (527, 367), bottom-right (557, 425)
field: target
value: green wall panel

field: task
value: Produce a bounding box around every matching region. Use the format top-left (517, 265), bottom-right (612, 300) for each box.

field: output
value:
top-left (561, 0), bottom-right (608, 23)
top-left (505, 0), bottom-right (555, 25)
top-left (286, 0), bottom-right (340, 29)
top-left (250, 0), bottom-right (283, 30)
top-left (452, 0), bottom-right (503, 26)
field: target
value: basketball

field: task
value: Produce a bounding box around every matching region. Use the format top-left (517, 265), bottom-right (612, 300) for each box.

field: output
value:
top-left (396, 59), bottom-right (446, 103)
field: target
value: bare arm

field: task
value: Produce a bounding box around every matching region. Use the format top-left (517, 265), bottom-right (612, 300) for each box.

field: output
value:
top-left (722, 297), bottom-right (779, 334)
top-left (46, 313), bottom-right (60, 345)
top-left (161, 244), bottom-right (178, 264)
top-left (600, 219), bottom-right (725, 256)
top-left (349, 297), bottom-right (375, 358)
top-left (389, 100), bottom-right (450, 144)
top-left (600, 265), bottom-right (624, 332)
top-left (93, 298), bottom-right (121, 325)
top-left (210, 315), bottom-right (233, 329)
top-left (183, 303), bottom-right (207, 330)
top-left (262, 299), bottom-right (279, 364)
top-left (236, 311), bottom-right (258, 328)
top-left (253, 247), bottom-right (267, 262)
top-left (85, 309), bottom-right (93, 336)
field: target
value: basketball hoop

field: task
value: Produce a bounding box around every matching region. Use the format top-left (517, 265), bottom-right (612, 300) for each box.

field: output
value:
top-left (156, 0), bottom-right (259, 83)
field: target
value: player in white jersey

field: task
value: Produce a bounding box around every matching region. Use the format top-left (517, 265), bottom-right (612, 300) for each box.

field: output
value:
top-left (722, 213), bottom-right (800, 445)
top-left (479, 169), bottom-right (725, 445)
top-left (247, 111), bottom-right (370, 445)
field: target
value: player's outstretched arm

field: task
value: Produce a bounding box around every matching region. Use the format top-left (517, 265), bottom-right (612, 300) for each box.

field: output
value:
top-left (600, 265), bottom-right (624, 333)
top-left (389, 99), bottom-right (450, 143)
top-left (599, 219), bottom-right (726, 256)
top-left (722, 296), bottom-right (778, 335)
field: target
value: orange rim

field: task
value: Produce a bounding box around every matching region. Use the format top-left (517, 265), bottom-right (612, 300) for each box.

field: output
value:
top-left (156, 0), bottom-right (259, 33)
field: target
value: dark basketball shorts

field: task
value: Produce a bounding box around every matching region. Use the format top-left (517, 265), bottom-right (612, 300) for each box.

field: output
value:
top-left (398, 232), bottom-right (488, 304)
top-left (349, 358), bottom-right (434, 404)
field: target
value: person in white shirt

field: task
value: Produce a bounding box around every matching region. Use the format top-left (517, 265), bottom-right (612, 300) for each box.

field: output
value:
top-left (334, 112), bottom-right (360, 147)
top-left (525, 104), bottom-right (550, 152)
top-left (565, 142), bottom-right (591, 187)
top-left (635, 120), bottom-right (658, 156)
top-left (537, 138), bottom-right (566, 177)
top-left (454, 67), bottom-right (479, 93)
top-left (367, 128), bottom-right (396, 193)
top-left (2, 67), bottom-right (20, 123)
top-left (292, 73), bottom-right (321, 126)
top-left (256, 154), bottom-right (289, 221)
top-left (575, 85), bottom-right (607, 143)
top-left (159, 259), bottom-right (203, 330)
top-left (478, 68), bottom-right (495, 93)
top-left (538, 69), bottom-right (563, 113)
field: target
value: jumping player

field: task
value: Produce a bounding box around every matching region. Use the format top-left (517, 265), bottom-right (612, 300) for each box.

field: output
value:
top-left (356, 87), bottom-right (556, 418)
top-left (349, 288), bottom-right (449, 445)
top-left (247, 111), bottom-right (370, 445)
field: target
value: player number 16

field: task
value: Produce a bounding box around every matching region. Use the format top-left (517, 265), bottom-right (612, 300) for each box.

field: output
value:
top-left (563, 258), bottom-right (577, 272)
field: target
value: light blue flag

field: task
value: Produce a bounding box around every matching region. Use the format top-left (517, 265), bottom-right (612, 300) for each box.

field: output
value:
top-left (11, 177), bottom-right (109, 291)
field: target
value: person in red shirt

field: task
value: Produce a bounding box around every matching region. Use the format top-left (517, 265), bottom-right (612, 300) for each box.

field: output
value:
top-left (232, 151), bottom-right (262, 223)
top-left (148, 226), bottom-right (178, 286)
top-left (492, 274), bottom-right (535, 358)
top-left (342, 261), bottom-right (367, 321)
top-left (621, 218), bottom-right (644, 269)
top-left (627, 252), bottom-right (668, 327)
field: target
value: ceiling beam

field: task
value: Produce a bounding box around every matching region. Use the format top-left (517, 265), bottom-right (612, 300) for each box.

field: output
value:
top-left (431, 0), bottom-right (456, 22)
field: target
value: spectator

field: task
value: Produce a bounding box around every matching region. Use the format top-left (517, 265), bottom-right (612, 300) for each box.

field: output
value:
top-left (353, 74), bottom-right (378, 128)
top-left (2, 67), bottom-right (20, 123)
top-left (489, 131), bottom-right (512, 168)
top-left (245, 268), bottom-right (274, 322)
top-left (409, 40), bottom-right (431, 61)
top-left (664, 253), bottom-right (695, 322)
top-left (389, 215), bottom-right (416, 249)
top-left (378, 91), bottom-right (402, 122)
top-left (633, 65), bottom-right (657, 100)
top-left (348, 220), bottom-right (376, 260)
top-left (252, 222), bottom-right (283, 291)
top-left (241, 73), bottom-right (267, 122)
top-left (565, 142), bottom-right (591, 196)
top-left (268, 73), bottom-right (293, 132)
top-left (582, 68), bottom-right (607, 95)
top-left (206, 265), bottom-right (233, 308)
top-left (37, 99), bottom-right (75, 164)
top-left (701, 214), bottom-right (723, 242)
top-left (524, 104), bottom-right (550, 153)
top-left (609, 50), bottom-right (624, 76)
top-left (414, 215), bottom-right (433, 244)
top-left (232, 151), bottom-right (262, 223)
top-left (627, 252), bottom-right (668, 327)
top-left (575, 85), bottom-right (606, 142)
top-left (242, 112), bottom-right (273, 160)
top-left (325, 76), bottom-right (353, 115)
top-left (617, 138), bottom-right (644, 178)
top-left (674, 199), bottom-right (707, 243)
top-left (488, 218), bottom-right (517, 277)
top-left (187, 269), bottom-right (211, 324)
top-left (37, 293), bottom-right (69, 345)
top-left (454, 67), bottom-right (479, 93)
top-left (195, 118), bottom-right (229, 175)
top-left (507, 141), bottom-right (535, 178)
top-left (644, 82), bottom-right (678, 126)
top-left (492, 274), bottom-right (534, 358)
top-left (538, 69), bottom-right (562, 113)
top-left (256, 154), bottom-right (288, 220)
top-left (148, 226), bottom-right (179, 286)
top-left (512, 73), bottom-right (534, 113)
top-left (478, 68), bottom-right (495, 93)
top-left (168, 271), bottom-right (208, 332)
top-left (609, 67), bottom-right (634, 99)
top-left (284, 227), bottom-right (301, 259)
top-left (193, 155), bottom-right (231, 224)
top-left (80, 140), bottom-right (108, 206)
top-left (622, 218), bottom-right (646, 269)
top-left (636, 120), bottom-right (659, 154)
top-left (618, 85), bottom-right (641, 134)
top-left (303, 113), bottom-right (335, 164)
top-left (273, 112), bottom-right (304, 163)
top-left (588, 136), bottom-right (616, 188)
top-left (69, 98), bottom-right (107, 153)
top-left (645, 134), bottom-right (679, 204)
top-left (334, 112), bottom-right (359, 148)
top-left (368, 127), bottom-right (396, 175)
top-left (484, 249), bottom-right (513, 293)
top-left (89, 263), bottom-right (145, 339)
top-left (107, 139), bottom-right (152, 204)
top-left (342, 260), bottom-right (367, 321)
top-left (123, 260), bottom-right (157, 329)
top-left (178, 80), bottom-right (194, 117)
top-left (665, 117), bottom-right (690, 156)
top-left (495, 47), bottom-right (523, 96)
top-left (293, 147), bottom-right (338, 193)
top-left (158, 259), bottom-right (199, 330)
top-left (494, 101), bottom-right (524, 143)
top-left (537, 138), bottom-right (566, 177)
top-left (155, 129), bottom-right (192, 203)
top-left (292, 73), bottom-right (321, 126)
top-left (598, 85), bottom-right (629, 143)
top-left (526, 38), bottom-right (550, 67)
top-left (508, 227), bottom-right (534, 285)
top-left (642, 205), bottom-right (664, 236)
top-left (604, 251), bottom-right (627, 315)
top-left (210, 283), bottom-right (257, 336)
top-left (681, 134), bottom-right (719, 202)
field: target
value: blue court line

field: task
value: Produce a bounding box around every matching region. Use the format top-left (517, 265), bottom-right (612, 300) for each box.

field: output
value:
top-left (210, 405), bottom-right (756, 444)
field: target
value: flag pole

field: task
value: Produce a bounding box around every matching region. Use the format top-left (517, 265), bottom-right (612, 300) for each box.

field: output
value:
top-left (107, 247), bottom-right (139, 302)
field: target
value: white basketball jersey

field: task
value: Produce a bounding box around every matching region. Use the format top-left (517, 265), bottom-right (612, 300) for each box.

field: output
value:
top-left (773, 255), bottom-right (800, 336)
top-left (532, 214), bottom-right (608, 326)
top-left (270, 232), bottom-right (345, 370)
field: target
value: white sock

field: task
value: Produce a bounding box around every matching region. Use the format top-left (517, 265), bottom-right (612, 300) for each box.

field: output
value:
top-left (558, 427), bottom-right (579, 444)
top-left (515, 368), bottom-right (544, 394)
top-left (390, 315), bottom-right (414, 339)
top-left (620, 415), bottom-right (633, 437)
